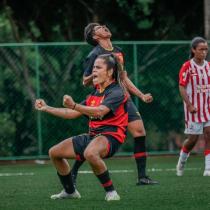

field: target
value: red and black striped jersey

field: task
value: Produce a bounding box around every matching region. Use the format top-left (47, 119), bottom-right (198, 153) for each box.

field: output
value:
top-left (84, 82), bottom-right (128, 143)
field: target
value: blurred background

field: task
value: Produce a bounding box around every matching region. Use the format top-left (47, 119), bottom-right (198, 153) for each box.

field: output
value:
top-left (0, 0), bottom-right (209, 160)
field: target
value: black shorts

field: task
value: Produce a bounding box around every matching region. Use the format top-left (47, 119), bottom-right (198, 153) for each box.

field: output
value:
top-left (72, 134), bottom-right (121, 161)
top-left (127, 97), bottom-right (142, 122)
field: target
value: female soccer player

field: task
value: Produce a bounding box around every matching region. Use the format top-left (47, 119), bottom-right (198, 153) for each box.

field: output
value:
top-left (71, 23), bottom-right (158, 186)
top-left (176, 37), bottom-right (210, 176)
top-left (35, 54), bottom-right (128, 201)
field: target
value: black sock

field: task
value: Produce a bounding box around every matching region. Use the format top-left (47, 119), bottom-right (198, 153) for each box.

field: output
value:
top-left (96, 170), bottom-right (114, 192)
top-left (134, 136), bottom-right (147, 178)
top-left (57, 171), bottom-right (75, 194)
top-left (71, 160), bottom-right (85, 178)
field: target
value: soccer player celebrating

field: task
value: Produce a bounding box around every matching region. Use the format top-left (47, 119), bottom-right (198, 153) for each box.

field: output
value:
top-left (71, 23), bottom-right (158, 185)
top-left (176, 37), bottom-right (210, 176)
top-left (35, 54), bottom-right (128, 201)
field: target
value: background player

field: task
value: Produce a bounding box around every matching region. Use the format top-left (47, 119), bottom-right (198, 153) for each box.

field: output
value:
top-left (176, 37), bottom-right (210, 176)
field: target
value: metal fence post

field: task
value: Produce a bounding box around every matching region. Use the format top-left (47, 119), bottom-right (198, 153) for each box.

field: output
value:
top-left (133, 44), bottom-right (139, 108)
top-left (35, 45), bottom-right (42, 157)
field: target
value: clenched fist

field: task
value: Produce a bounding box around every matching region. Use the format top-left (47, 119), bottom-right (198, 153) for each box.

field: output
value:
top-left (63, 95), bottom-right (76, 109)
top-left (142, 93), bottom-right (153, 103)
top-left (35, 99), bottom-right (47, 111)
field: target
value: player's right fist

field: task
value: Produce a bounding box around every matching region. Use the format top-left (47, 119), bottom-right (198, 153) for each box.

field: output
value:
top-left (35, 99), bottom-right (47, 111)
top-left (63, 95), bottom-right (75, 109)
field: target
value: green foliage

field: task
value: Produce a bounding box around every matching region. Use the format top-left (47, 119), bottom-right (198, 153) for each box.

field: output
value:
top-left (0, 10), bottom-right (14, 42)
top-left (0, 0), bottom-right (204, 42)
top-left (0, 113), bottom-right (15, 156)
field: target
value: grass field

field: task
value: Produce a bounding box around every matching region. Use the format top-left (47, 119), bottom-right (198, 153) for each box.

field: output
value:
top-left (1, 155), bottom-right (210, 210)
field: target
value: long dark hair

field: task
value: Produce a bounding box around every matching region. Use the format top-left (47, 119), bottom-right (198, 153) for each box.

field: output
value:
top-left (97, 54), bottom-right (124, 89)
top-left (189, 36), bottom-right (207, 59)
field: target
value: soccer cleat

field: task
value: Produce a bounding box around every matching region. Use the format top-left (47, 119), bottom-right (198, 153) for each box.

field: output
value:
top-left (136, 176), bottom-right (159, 185)
top-left (50, 189), bottom-right (81, 200)
top-left (203, 170), bottom-right (210, 176)
top-left (176, 162), bottom-right (185, 176)
top-left (105, 190), bottom-right (120, 201)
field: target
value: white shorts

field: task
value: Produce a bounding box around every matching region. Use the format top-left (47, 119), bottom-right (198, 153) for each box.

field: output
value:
top-left (184, 120), bottom-right (210, 135)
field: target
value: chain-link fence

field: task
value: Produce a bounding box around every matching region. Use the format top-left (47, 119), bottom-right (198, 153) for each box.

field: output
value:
top-left (0, 41), bottom-right (197, 160)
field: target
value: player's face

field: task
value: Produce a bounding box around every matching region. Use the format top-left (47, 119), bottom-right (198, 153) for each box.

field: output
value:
top-left (92, 58), bottom-right (112, 86)
top-left (192, 42), bottom-right (209, 61)
top-left (93, 25), bottom-right (112, 39)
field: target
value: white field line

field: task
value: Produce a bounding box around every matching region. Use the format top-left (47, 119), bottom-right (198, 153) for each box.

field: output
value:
top-left (0, 167), bottom-right (201, 177)
top-left (79, 169), bottom-right (134, 174)
top-left (147, 167), bottom-right (201, 172)
top-left (0, 172), bottom-right (34, 177)
top-left (79, 167), bottom-right (201, 174)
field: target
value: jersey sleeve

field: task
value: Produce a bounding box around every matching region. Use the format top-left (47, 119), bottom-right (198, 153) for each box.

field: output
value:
top-left (83, 53), bottom-right (98, 76)
top-left (102, 88), bottom-right (125, 114)
top-left (179, 62), bottom-right (190, 87)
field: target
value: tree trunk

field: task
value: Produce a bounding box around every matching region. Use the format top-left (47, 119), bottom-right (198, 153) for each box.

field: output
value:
top-left (204, 0), bottom-right (210, 39)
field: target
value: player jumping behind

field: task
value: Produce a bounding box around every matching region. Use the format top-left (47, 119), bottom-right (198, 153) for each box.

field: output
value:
top-left (71, 23), bottom-right (158, 185)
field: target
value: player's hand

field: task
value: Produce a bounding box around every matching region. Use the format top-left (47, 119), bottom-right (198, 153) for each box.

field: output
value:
top-left (187, 104), bottom-right (197, 113)
top-left (142, 93), bottom-right (153, 103)
top-left (35, 99), bottom-right (47, 111)
top-left (63, 95), bottom-right (75, 109)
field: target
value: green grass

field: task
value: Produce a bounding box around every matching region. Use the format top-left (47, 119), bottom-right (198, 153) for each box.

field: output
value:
top-left (1, 156), bottom-right (210, 210)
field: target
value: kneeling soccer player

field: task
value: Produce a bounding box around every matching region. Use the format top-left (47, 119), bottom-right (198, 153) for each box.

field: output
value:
top-left (35, 54), bottom-right (128, 201)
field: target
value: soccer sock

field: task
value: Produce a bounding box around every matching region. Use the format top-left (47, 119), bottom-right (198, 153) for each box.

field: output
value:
top-left (204, 150), bottom-right (210, 170)
top-left (57, 171), bottom-right (75, 194)
top-left (178, 146), bottom-right (190, 164)
top-left (71, 160), bottom-right (85, 178)
top-left (133, 136), bottom-right (147, 178)
top-left (96, 170), bottom-right (114, 192)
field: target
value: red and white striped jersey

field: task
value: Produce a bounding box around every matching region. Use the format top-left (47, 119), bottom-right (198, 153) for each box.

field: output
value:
top-left (179, 59), bottom-right (210, 123)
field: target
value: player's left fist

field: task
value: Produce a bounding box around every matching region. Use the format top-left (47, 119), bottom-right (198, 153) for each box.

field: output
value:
top-left (143, 93), bottom-right (153, 103)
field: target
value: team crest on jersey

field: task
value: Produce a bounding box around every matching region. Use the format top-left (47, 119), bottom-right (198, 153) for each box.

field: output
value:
top-left (191, 70), bottom-right (197, 76)
top-left (190, 65), bottom-right (198, 76)
top-left (90, 100), bottom-right (96, 106)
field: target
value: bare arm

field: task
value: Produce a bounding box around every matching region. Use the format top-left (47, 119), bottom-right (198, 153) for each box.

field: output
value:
top-left (179, 85), bottom-right (197, 113)
top-left (63, 95), bottom-right (110, 118)
top-left (83, 74), bottom-right (93, 87)
top-left (35, 99), bottom-right (82, 119)
top-left (122, 71), bottom-right (153, 103)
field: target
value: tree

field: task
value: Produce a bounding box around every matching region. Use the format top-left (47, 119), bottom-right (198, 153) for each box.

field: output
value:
top-left (0, 0), bottom-right (205, 42)
top-left (204, 0), bottom-right (210, 39)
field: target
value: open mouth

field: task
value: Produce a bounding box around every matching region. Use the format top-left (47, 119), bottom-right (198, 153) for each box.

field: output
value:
top-left (93, 74), bottom-right (98, 80)
top-left (104, 28), bottom-right (110, 33)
